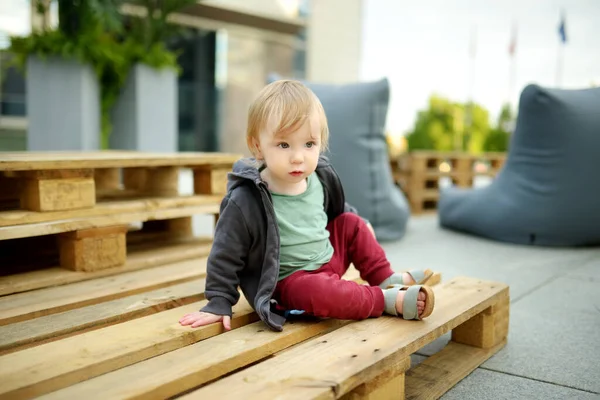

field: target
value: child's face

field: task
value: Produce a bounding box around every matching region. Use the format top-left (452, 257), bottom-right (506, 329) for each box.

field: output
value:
top-left (255, 112), bottom-right (321, 186)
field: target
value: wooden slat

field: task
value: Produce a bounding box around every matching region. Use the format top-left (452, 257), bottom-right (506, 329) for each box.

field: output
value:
top-left (0, 299), bottom-right (257, 399)
top-left (182, 277), bottom-right (508, 399)
top-left (33, 269), bottom-right (381, 399)
top-left (0, 202), bottom-right (221, 241)
top-left (404, 340), bottom-right (507, 400)
top-left (39, 319), bottom-right (350, 400)
top-left (0, 194), bottom-right (223, 227)
top-left (0, 151), bottom-right (242, 171)
top-left (0, 257), bottom-right (208, 326)
top-left (0, 239), bottom-right (212, 296)
top-left (0, 279), bottom-right (206, 355)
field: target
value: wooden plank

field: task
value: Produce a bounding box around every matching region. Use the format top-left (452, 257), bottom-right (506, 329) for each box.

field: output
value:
top-left (182, 277), bottom-right (508, 399)
top-left (38, 319), bottom-right (350, 400)
top-left (16, 169), bottom-right (94, 179)
top-left (0, 299), bottom-right (257, 400)
top-left (0, 151), bottom-right (242, 171)
top-left (0, 238), bottom-right (212, 296)
top-left (36, 270), bottom-right (393, 400)
top-left (0, 279), bottom-right (206, 355)
top-left (0, 194), bottom-right (223, 228)
top-left (60, 225), bottom-right (129, 239)
top-left (404, 340), bottom-right (507, 400)
top-left (0, 257), bottom-right (208, 326)
top-left (0, 201), bottom-right (221, 240)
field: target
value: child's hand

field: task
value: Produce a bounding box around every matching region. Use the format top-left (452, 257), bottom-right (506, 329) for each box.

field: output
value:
top-left (179, 311), bottom-right (231, 330)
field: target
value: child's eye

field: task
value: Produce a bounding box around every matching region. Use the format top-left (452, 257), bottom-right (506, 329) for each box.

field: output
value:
top-left (306, 141), bottom-right (316, 148)
top-left (277, 143), bottom-right (289, 149)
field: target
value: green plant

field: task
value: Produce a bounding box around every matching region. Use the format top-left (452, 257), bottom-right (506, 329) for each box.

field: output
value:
top-left (8, 0), bottom-right (197, 149)
top-left (405, 95), bottom-right (514, 154)
top-left (483, 104), bottom-right (514, 152)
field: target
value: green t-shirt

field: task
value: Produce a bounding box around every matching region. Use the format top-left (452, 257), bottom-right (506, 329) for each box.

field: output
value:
top-left (271, 173), bottom-right (334, 280)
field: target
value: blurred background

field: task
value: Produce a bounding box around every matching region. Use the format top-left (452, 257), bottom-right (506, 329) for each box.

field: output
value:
top-left (0, 0), bottom-right (598, 155)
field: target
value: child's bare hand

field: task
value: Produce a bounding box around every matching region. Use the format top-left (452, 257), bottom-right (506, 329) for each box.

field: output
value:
top-left (179, 311), bottom-right (231, 330)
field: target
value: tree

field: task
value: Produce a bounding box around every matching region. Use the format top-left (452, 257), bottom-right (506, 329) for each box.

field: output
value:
top-left (483, 103), bottom-right (514, 152)
top-left (405, 95), bottom-right (491, 153)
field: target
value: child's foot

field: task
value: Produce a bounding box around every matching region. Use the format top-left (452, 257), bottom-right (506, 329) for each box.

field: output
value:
top-left (396, 288), bottom-right (427, 317)
top-left (382, 284), bottom-right (435, 320)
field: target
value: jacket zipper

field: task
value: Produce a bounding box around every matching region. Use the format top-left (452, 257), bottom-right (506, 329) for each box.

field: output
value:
top-left (257, 182), bottom-right (282, 328)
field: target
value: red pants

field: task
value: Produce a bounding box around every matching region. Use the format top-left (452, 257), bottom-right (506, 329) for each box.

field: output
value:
top-left (273, 213), bottom-right (394, 320)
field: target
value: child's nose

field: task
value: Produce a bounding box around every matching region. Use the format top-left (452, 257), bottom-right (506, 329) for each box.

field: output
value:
top-left (290, 150), bottom-right (303, 163)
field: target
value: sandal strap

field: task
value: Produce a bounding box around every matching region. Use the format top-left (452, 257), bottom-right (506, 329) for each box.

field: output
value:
top-left (383, 287), bottom-right (400, 316)
top-left (406, 269), bottom-right (426, 284)
top-left (402, 285), bottom-right (422, 320)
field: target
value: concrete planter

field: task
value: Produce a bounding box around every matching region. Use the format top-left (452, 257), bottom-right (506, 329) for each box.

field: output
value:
top-left (110, 63), bottom-right (178, 152)
top-left (26, 56), bottom-right (101, 150)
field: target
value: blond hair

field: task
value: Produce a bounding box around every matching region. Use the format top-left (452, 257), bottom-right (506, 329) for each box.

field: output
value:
top-left (246, 80), bottom-right (329, 156)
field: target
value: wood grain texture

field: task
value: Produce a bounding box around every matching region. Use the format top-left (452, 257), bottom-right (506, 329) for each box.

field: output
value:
top-left (182, 277), bottom-right (508, 399)
top-left (0, 239), bottom-right (212, 296)
top-left (0, 279), bottom-right (207, 355)
top-left (39, 319), bottom-right (350, 400)
top-left (404, 340), bottom-right (507, 400)
top-left (0, 151), bottom-right (242, 171)
top-left (0, 194), bottom-right (223, 228)
top-left (0, 257), bottom-right (208, 326)
top-left (0, 201), bottom-right (220, 240)
top-left (0, 298), bottom-right (257, 399)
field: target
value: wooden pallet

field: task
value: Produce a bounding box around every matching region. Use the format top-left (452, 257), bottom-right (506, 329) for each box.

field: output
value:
top-left (0, 269), bottom-right (509, 400)
top-left (0, 210), bottom-right (217, 273)
top-left (0, 232), bottom-right (212, 296)
top-left (0, 151), bottom-right (241, 215)
top-left (0, 151), bottom-right (240, 272)
top-left (390, 151), bottom-right (507, 214)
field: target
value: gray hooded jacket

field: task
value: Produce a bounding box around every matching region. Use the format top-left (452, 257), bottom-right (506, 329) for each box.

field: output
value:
top-left (200, 155), bottom-right (359, 331)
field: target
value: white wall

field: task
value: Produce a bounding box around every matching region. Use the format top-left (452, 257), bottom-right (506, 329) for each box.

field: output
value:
top-left (307, 0), bottom-right (363, 84)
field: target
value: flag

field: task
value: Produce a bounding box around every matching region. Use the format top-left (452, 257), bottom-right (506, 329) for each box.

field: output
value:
top-left (508, 22), bottom-right (518, 56)
top-left (558, 12), bottom-right (567, 43)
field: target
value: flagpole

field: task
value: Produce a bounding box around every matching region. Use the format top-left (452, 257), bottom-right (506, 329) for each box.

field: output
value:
top-left (463, 24), bottom-right (476, 152)
top-left (508, 22), bottom-right (517, 107)
top-left (555, 42), bottom-right (563, 87)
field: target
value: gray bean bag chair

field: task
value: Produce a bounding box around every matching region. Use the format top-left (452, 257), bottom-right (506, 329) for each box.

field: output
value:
top-left (439, 84), bottom-right (600, 246)
top-left (269, 75), bottom-right (410, 241)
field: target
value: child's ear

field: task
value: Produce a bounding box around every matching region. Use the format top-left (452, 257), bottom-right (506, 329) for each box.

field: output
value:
top-left (249, 137), bottom-right (263, 159)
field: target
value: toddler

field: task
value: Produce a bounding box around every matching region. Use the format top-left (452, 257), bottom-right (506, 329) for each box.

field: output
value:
top-left (179, 80), bottom-right (434, 331)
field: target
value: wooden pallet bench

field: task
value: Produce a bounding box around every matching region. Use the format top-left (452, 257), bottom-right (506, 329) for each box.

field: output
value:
top-left (0, 151), bottom-right (241, 273)
top-left (0, 270), bottom-right (509, 400)
top-left (0, 204), bottom-right (217, 273)
top-left (0, 235), bottom-right (211, 296)
top-left (0, 151), bottom-right (241, 214)
top-left (390, 151), bottom-right (506, 214)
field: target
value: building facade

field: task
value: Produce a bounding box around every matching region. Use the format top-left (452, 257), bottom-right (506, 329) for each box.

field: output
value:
top-left (0, 0), bottom-right (363, 154)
